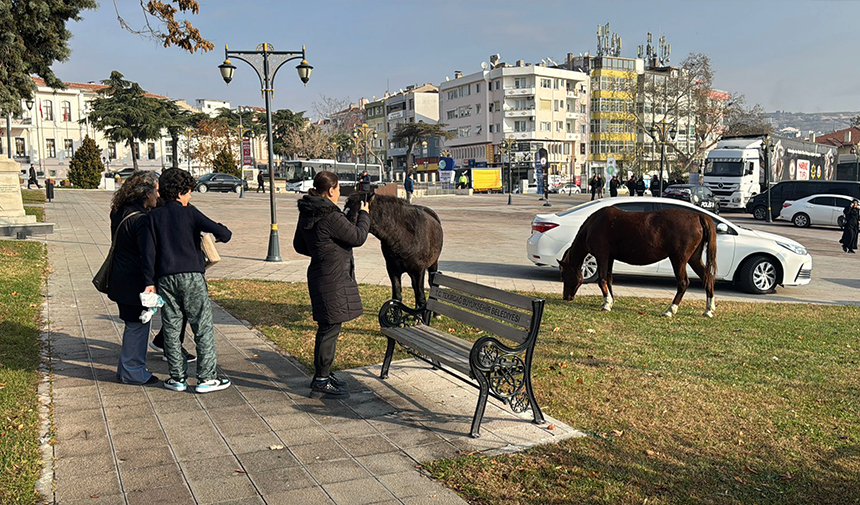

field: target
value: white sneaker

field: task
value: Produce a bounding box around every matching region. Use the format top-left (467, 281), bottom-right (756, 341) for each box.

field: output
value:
top-left (195, 377), bottom-right (231, 394)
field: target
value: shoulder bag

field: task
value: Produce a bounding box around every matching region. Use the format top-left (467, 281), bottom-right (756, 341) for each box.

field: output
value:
top-left (92, 211), bottom-right (141, 294)
top-left (201, 232), bottom-right (220, 269)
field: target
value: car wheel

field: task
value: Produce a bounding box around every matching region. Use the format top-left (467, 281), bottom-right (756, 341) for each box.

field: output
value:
top-left (234, 184), bottom-right (242, 194)
top-left (738, 255), bottom-right (778, 294)
top-left (792, 213), bottom-right (810, 228)
top-left (752, 206), bottom-right (768, 220)
top-left (581, 254), bottom-right (599, 283)
top-left (197, 184), bottom-right (208, 193)
top-left (837, 215), bottom-right (845, 229)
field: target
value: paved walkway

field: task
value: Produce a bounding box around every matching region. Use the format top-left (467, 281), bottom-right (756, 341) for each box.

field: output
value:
top-left (43, 192), bottom-right (580, 505)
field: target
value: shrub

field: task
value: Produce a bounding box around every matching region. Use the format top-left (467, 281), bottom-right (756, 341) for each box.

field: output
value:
top-left (67, 136), bottom-right (104, 189)
top-left (213, 149), bottom-right (240, 177)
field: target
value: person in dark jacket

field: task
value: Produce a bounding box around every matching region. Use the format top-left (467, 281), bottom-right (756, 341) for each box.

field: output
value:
top-left (636, 177), bottom-right (646, 196)
top-left (359, 170), bottom-right (372, 192)
top-left (107, 170), bottom-right (159, 385)
top-left (28, 164), bottom-right (41, 189)
top-left (651, 175), bottom-right (661, 196)
top-left (589, 175), bottom-right (600, 201)
top-left (293, 171), bottom-right (370, 398)
top-left (257, 170), bottom-right (266, 193)
top-left (609, 176), bottom-right (619, 197)
top-left (626, 176), bottom-right (636, 196)
top-left (597, 174), bottom-right (605, 198)
top-left (840, 199), bottom-right (859, 253)
top-left (148, 169), bottom-right (233, 394)
top-left (404, 172), bottom-right (415, 204)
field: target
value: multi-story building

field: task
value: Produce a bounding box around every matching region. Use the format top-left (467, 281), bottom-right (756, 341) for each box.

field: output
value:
top-left (195, 98), bottom-right (231, 117)
top-left (3, 77), bottom-right (178, 179)
top-left (384, 84), bottom-right (439, 177)
top-left (438, 58), bottom-right (589, 185)
top-left (364, 97), bottom-right (387, 168)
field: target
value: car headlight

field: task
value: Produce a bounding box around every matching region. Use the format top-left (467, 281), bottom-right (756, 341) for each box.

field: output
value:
top-left (776, 241), bottom-right (807, 256)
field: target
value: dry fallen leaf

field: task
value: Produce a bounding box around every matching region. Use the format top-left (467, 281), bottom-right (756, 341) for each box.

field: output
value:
top-left (269, 445), bottom-right (285, 450)
top-left (547, 424), bottom-right (556, 430)
top-left (90, 495), bottom-right (99, 499)
top-left (645, 449), bottom-right (656, 456)
top-left (733, 476), bottom-right (744, 484)
top-left (235, 468), bottom-right (246, 474)
top-left (612, 430), bottom-right (624, 437)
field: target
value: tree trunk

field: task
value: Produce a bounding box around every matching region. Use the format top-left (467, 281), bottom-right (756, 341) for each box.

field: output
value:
top-left (405, 144), bottom-right (413, 173)
top-left (130, 139), bottom-right (139, 171)
top-left (171, 134), bottom-right (179, 169)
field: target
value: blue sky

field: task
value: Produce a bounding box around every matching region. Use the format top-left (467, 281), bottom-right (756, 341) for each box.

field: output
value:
top-left (53, 0), bottom-right (858, 117)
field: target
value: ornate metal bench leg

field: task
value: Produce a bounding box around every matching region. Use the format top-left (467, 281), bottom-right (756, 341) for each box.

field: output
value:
top-left (380, 337), bottom-right (396, 379)
top-left (470, 373), bottom-right (490, 438)
top-left (525, 372), bottom-right (545, 425)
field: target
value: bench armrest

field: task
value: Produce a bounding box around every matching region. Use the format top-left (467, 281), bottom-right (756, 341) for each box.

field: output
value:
top-left (378, 299), bottom-right (427, 328)
top-left (469, 336), bottom-right (534, 414)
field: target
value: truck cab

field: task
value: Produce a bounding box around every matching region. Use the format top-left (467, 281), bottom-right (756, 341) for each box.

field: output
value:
top-left (703, 138), bottom-right (762, 210)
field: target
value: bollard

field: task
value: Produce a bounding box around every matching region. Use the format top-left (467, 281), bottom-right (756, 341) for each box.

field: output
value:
top-left (239, 184), bottom-right (245, 198)
top-left (45, 179), bottom-right (54, 202)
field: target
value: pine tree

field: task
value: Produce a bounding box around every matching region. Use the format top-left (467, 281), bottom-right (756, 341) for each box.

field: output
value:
top-left (68, 136), bottom-right (104, 189)
top-left (213, 149), bottom-right (239, 177)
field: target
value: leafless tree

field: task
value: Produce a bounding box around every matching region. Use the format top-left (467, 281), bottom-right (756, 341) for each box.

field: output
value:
top-left (312, 94), bottom-right (364, 134)
top-left (113, 0), bottom-right (213, 53)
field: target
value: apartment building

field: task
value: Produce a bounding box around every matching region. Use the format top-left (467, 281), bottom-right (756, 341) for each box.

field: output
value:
top-left (438, 58), bottom-right (589, 185)
top-left (384, 84), bottom-right (439, 175)
top-left (364, 98), bottom-right (387, 167)
top-left (195, 98), bottom-right (231, 117)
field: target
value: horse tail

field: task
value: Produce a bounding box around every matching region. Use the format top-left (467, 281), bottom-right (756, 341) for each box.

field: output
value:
top-left (700, 215), bottom-right (717, 282)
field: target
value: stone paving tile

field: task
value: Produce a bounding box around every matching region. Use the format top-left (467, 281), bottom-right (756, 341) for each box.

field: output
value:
top-left (251, 466), bottom-right (317, 495)
top-left (265, 487), bottom-right (335, 505)
top-left (305, 458), bottom-right (372, 484)
top-left (124, 485), bottom-right (196, 505)
top-left (322, 477), bottom-right (396, 505)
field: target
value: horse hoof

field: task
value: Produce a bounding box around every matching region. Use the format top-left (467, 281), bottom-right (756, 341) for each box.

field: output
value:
top-left (601, 305), bottom-right (612, 312)
top-left (702, 311), bottom-right (714, 318)
top-left (661, 311), bottom-right (674, 318)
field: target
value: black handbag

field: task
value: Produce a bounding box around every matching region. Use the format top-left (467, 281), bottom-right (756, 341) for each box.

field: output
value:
top-left (92, 211), bottom-right (141, 293)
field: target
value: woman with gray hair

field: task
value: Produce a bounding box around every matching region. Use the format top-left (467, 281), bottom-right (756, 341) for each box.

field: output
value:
top-left (107, 170), bottom-right (159, 385)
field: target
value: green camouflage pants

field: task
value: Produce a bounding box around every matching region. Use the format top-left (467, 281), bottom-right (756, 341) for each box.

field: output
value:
top-left (157, 272), bottom-right (217, 381)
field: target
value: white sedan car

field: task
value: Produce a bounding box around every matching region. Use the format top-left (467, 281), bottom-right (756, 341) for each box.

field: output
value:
top-left (779, 194), bottom-right (854, 228)
top-left (527, 197), bottom-right (813, 294)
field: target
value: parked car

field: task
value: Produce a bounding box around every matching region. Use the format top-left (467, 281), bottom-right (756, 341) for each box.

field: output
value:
top-left (663, 184), bottom-right (720, 214)
top-left (779, 194), bottom-right (855, 228)
top-left (112, 168), bottom-right (137, 180)
top-left (196, 173), bottom-right (248, 193)
top-left (747, 180), bottom-right (860, 220)
top-left (552, 183), bottom-right (582, 195)
top-left (526, 196), bottom-right (812, 294)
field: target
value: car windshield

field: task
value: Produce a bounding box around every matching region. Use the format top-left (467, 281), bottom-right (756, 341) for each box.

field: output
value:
top-left (704, 160), bottom-right (743, 177)
top-left (199, 174), bottom-right (214, 180)
top-left (557, 200), bottom-right (603, 217)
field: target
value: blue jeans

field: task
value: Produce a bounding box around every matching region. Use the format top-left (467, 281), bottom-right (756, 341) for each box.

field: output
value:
top-left (117, 320), bottom-right (153, 384)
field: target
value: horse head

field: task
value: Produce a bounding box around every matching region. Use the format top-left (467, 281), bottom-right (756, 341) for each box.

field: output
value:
top-left (344, 191), bottom-right (376, 224)
top-left (557, 249), bottom-right (580, 301)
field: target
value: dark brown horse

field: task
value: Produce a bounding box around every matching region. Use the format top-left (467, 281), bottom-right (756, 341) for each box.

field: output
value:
top-left (345, 191), bottom-right (443, 308)
top-left (559, 206), bottom-right (717, 317)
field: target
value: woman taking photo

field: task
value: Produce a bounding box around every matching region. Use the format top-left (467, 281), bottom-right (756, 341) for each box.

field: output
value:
top-left (294, 171), bottom-right (369, 398)
top-left (107, 170), bottom-right (159, 385)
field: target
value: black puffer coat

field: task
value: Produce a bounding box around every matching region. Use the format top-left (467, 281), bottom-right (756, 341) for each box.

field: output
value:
top-left (293, 195), bottom-right (370, 325)
top-left (107, 203), bottom-right (155, 320)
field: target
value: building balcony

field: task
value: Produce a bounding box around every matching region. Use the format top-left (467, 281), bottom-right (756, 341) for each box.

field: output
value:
top-left (504, 109), bottom-right (534, 118)
top-left (506, 131), bottom-right (538, 140)
top-left (387, 110), bottom-right (405, 121)
top-left (566, 90), bottom-right (578, 98)
top-left (566, 133), bottom-right (581, 141)
top-left (565, 112), bottom-right (580, 119)
top-left (388, 147), bottom-right (407, 157)
top-left (504, 87), bottom-right (536, 97)
top-left (10, 117), bottom-right (32, 127)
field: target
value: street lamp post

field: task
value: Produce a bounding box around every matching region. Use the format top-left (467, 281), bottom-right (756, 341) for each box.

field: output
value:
top-left (218, 43), bottom-right (312, 262)
top-left (649, 121), bottom-right (677, 196)
top-left (499, 137), bottom-right (515, 205)
top-left (353, 123), bottom-right (377, 184)
top-left (761, 136), bottom-right (774, 223)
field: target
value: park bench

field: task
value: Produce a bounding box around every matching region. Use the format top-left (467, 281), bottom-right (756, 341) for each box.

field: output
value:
top-left (377, 272), bottom-right (546, 438)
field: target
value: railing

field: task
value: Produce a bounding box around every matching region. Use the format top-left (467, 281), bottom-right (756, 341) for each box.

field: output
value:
top-left (565, 112), bottom-right (580, 119)
top-left (566, 90), bottom-right (577, 98)
top-left (504, 87), bottom-right (536, 96)
top-left (504, 109), bottom-right (533, 117)
top-left (565, 133), bottom-right (581, 141)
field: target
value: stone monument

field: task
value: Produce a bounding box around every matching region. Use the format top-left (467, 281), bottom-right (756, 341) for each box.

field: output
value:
top-left (0, 157), bottom-right (53, 237)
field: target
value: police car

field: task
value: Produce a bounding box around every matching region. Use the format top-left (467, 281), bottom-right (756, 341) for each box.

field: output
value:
top-left (663, 184), bottom-right (720, 214)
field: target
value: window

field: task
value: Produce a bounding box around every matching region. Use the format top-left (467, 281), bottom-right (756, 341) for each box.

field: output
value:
top-left (45, 139), bottom-right (56, 158)
top-left (64, 139), bottom-right (73, 158)
top-left (43, 100), bottom-right (54, 121)
top-left (457, 126), bottom-right (471, 138)
top-left (540, 78), bottom-right (552, 88)
top-left (15, 138), bottom-right (25, 157)
top-left (514, 78), bottom-right (527, 89)
top-left (580, 143), bottom-right (586, 155)
top-left (489, 124), bottom-right (496, 134)
top-left (554, 100), bottom-right (560, 112)
top-left (62, 101), bottom-right (72, 121)
top-left (476, 103), bottom-right (481, 114)
top-left (616, 202), bottom-right (656, 212)
top-left (108, 142), bottom-right (117, 159)
top-left (495, 123), bottom-right (500, 133)
top-left (148, 142), bottom-right (156, 160)
top-left (447, 109), bottom-right (456, 120)
top-left (554, 79), bottom-right (560, 89)
top-left (475, 124), bottom-right (482, 134)
top-left (581, 124), bottom-right (586, 134)
top-left (540, 99), bottom-right (551, 111)
top-left (564, 143), bottom-right (571, 155)
top-left (409, 99), bottom-right (414, 110)
top-left (555, 121), bottom-right (563, 132)
top-left (540, 122), bottom-right (551, 132)
top-left (514, 120), bottom-right (527, 132)
top-left (476, 83), bottom-right (481, 93)
top-left (581, 104), bottom-right (586, 114)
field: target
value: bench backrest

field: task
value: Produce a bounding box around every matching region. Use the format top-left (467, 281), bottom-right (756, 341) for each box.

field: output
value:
top-left (425, 272), bottom-right (544, 346)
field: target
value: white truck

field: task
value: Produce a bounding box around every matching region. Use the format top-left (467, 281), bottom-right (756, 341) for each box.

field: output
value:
top-left (702, 134), bottom-right (837, 210)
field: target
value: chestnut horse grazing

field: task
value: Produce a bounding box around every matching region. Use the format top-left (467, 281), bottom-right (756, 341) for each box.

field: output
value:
top-left (345, 191), bottom-right (443, 308)
top-left (559, 206), bottom-right (717, 317)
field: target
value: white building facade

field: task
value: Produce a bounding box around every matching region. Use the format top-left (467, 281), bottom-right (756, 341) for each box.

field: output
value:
top-left (384, 84), bottom-right (440, 175)
top-left (438, 62), bottom-right (590, 186)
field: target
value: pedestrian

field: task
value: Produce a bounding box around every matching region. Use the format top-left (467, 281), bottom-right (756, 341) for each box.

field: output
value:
top-left (359, 170), bottom-right (372, 192)
top-left (27, 164), bottom-right (41, 189)
top-left (458, 171), bottom-right (469, 189)
top-left (840, 198), bottom-right (859, 253)
top-left (609, 176), bottom-right (619, 197)
top-left (148, 168), bottom-right (233, 393)
top-left (636, 177), bottom-right (646, 196)
top-left (293, 171), bottom-right (370, 398)
top-left (589, 175), bottom-right (600, 201)
top-left (597, 174), bottom-right (605, 199)
top-left (626, 176), bottom-right (636, 196)
top-left (404, 172), bottom-right (415, 204)
top-left (651, 175), bottom-right (660, 196)
top-left (257, 170), bottom-right (265, 193)
top-left (106, 170), bottom-right (159, 385)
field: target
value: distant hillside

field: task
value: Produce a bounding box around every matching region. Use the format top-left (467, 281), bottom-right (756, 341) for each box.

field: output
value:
top-left (765, 111), bottom-right (858, 138)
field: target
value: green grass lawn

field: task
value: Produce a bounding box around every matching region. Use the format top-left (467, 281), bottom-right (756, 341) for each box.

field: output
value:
top-left (0, 241), bottom-right (47, 505)
top-left (209, 279), bottom-right (860, 505)
top-left (19, 190), bottom-right (45, 205)
top-left (23, 206), bottom-right (43, 223)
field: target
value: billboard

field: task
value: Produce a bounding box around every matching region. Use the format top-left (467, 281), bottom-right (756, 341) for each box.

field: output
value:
top-left (242, 138), bottom-right (252, 166)
top-left (768, 137), bottom-right (837, 182)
